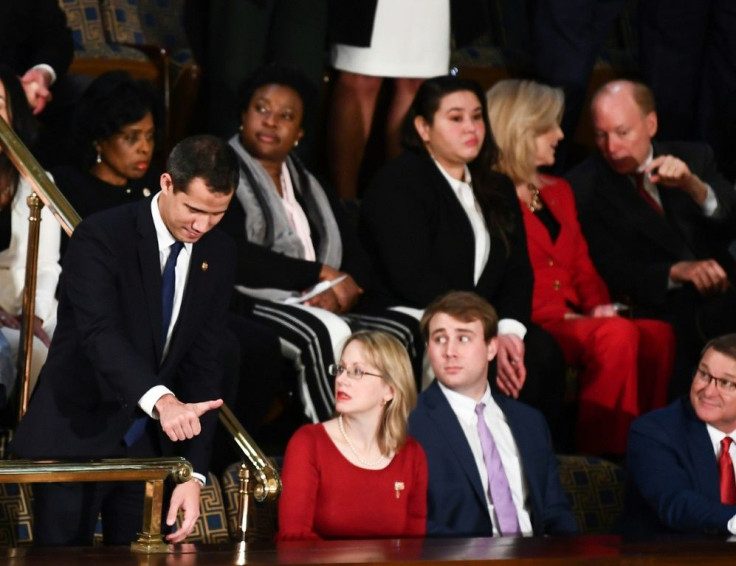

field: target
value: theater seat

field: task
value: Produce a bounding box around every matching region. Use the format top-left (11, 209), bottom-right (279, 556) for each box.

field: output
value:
top-left (557, 455), bottom-right (626, 534)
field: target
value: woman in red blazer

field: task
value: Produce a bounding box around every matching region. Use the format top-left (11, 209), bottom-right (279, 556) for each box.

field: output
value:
top-left (487, 80), bottom-right (675, 455)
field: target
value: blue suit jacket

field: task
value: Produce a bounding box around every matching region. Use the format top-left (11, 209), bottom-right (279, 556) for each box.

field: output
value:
top-left (408, 381), bottom-right (578, 536)
top-left (625, 397), bottom-right (736, 535)
top-left (12, 198), bottom-right (235, 474)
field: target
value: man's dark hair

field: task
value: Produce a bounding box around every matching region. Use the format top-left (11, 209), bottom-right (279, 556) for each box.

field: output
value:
top-left (702, 333), bottom-right (736, 361)
top-left (166, 135), bottom-right (239, 195)
top-left (420, 291), bottom-right (499, 343)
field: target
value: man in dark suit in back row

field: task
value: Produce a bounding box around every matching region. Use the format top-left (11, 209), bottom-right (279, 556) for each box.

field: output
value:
top-left (626, 333), bottom-right (736, 536)
top-left (567, 79), bottom-right (736, 397)
top-left (12, 135), bottom-right (238, 546)
top-left (409, 291), bottom-right (578, 537)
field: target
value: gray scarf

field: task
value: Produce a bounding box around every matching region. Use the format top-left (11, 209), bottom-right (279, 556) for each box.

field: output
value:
top-left (229, 135), bottom-right (343, 300)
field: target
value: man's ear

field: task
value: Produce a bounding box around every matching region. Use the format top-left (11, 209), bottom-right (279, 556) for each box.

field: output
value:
top-left (486, 336), bottom-right (498, 362)
top-left (645, 111), bottom-right (658, 138)
top-left (160, 172), bottom-right (174, 193)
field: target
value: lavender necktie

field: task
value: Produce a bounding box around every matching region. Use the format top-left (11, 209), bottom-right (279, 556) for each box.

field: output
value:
top-left (475, 403), bottom-right (520, 536)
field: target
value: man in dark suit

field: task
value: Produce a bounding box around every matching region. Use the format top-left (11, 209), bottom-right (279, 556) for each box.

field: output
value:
top-left (408, 291), bottom-right (578, 537)
top-left (626, 333), bottom-right (736, 536)
top-left (567, 79), bottom-right (736, 396)
top-left (12, 135), bottom-right (239, 546)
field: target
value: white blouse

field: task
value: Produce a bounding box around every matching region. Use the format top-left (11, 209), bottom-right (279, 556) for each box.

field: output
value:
top-left (0, 176), bottom-right (61, 332)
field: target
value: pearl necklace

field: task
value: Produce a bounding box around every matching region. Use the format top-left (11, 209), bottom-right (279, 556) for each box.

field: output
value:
top-left (338, 414), bottom-right (385, 468)
top-left (525, 182), bottom-right (543, 212)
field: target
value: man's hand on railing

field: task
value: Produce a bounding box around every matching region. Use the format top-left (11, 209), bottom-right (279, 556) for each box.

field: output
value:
top-left (154, 394), bottom-right (223, 441)
top-left (165, 479), bottom-right (201, 543)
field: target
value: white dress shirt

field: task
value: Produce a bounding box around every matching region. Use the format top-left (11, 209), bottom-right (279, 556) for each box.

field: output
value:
top-left (705, 424), bottom-right (736, 534)
top-left (137, 193), bottom-right (193, 417)
top-left (438, 381), bottom-right (533, 536)
top-left (433, 160), bottom-right (526, 340)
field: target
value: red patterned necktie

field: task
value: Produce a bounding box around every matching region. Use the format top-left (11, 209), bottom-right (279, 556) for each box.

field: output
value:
top-left (634, 173), bottom-right (664, 216)
top-left (719, 437), bottom-right (736, 505)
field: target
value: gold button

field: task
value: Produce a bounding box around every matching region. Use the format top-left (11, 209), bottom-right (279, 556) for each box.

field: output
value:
top-left (548, 258), bottom-right (554, 266)
top-left (553, 280), bottom-right (560, 290)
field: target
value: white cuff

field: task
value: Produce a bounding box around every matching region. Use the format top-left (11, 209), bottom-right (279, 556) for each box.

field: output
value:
top-left (31, 64), bottom-right (56, 85)
top-left (192, 473), bottom-right (207, 486)
top-left (138, 385), bottom-right (174, 418)
top-left (701, 183), bottom-right (718, 216)
top-left (498, 318), bottom-right (527, 340)
top-left (727, 513), bottom-right (736, 534)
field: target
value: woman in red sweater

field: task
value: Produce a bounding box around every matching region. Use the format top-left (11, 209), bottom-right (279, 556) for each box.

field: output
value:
top-left (276, 330), bottom-right (427, 539)
top-left (486, 80), bottom-right (675, 456)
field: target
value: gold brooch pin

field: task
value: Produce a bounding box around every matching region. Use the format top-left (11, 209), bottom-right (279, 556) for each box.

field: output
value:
top-left (394, 481), bottom-right (405, 499)
top-left (201, 261), bottom-right (208, 272)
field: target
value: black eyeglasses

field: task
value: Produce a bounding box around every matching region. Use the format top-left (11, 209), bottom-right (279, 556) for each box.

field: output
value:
top-left (695, 367), bottom-right (736, 394)
top-left (328, 364), bottom-right (383, 381)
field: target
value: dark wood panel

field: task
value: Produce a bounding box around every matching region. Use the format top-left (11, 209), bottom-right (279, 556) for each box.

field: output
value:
top-left (4, 535), bottom-right (736, 566)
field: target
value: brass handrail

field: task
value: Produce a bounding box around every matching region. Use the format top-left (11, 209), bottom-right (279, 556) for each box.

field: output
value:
top-left (0, 118), bottom-right (80, 237)
top-left (0, 457), bottom-right (192, 553)
top-left (219, 404), bottom-right (281, 504)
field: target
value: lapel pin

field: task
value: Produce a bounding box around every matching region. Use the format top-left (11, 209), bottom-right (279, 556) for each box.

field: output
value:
top-left (394, 481), bottom-right (405, 499)
top-left (201, 261), bottom-right (208, 272)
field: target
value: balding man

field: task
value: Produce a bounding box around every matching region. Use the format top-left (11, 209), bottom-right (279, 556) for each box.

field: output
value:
top-left (567, 80), bottom-right (736, 397)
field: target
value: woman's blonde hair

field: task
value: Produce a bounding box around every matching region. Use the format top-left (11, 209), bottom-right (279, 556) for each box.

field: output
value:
top-left (486, 79), bottom-right (564, 184)
top-left (341, 331), bottom-right (417, 456)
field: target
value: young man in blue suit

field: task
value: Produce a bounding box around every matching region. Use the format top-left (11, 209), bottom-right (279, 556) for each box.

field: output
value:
top-left (12, 135), bottom-right (238, 546)
top-left (408, 291), bottom-right (577, 537)
top-left (626, 333), bottom-right (736, 535)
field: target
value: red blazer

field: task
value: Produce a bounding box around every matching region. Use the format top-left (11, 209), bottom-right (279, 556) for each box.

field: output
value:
top-left (522, 176), bottom-right (610, 325)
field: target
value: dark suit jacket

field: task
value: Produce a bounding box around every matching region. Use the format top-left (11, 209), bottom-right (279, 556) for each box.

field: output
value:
top-left (0, 0), bottom-right (73, 76)
top-left (625, 397), bottom-right (736, 535)
top-left (567, 141), bottom-right (736, 309)
top-left (523, 175), bottom-right (610, 325)
top-left (360, 151), bottom-right (533, 322)
top-left (408, 381), bottom-right (578, 536)
top-left (12, 198), bottom-right (235, 474)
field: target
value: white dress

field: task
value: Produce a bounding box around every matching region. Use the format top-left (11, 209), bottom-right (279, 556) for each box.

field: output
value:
top-left (331, 0), bottom-right (451, 78)
top-left (0, 176), bottom-right (61, 389)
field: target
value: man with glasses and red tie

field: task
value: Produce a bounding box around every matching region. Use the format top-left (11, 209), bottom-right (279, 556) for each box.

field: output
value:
top-left (626, 333), bottom-right (736, 536)
top-left (409, 291), bottom-right (578, 537)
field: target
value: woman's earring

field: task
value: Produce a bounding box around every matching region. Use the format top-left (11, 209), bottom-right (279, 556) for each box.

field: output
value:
top-left (96, 152), bottom-right (102, 164)
top-left (239, 124), bottom-right (244, 132)
top-left (294, 139), bottom-right (299, 148)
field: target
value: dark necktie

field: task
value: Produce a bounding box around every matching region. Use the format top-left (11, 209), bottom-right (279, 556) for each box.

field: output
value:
top-left (634, 173), bottom-right (664, 216)
top-left (161, 241), bottom-right (184, 345)
top-left (123, 241), bottom-right (184, 447)
top-left (475, 403), bottom-right (520, 535)
top-left (719, 437), bottom-right (736, 505)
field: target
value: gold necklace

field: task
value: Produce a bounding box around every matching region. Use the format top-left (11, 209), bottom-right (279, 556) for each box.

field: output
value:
top-left (338, 414), bottom-right (385, 468)
top-left (526, 182), bottom-right (543, 212)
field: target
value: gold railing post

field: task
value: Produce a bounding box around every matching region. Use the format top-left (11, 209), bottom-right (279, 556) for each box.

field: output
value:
top-left (131, 478), bottom-right (168, 553)
top-left (236, 465), bottom-right (250, 543)
top-left (16, 193), bottom-right (43, 421)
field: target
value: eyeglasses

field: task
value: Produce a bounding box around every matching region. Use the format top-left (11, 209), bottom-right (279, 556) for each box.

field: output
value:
top-left (694, 367), bottom-right (736, 394)
top-left (328, 364), bottom-right (383, 381)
